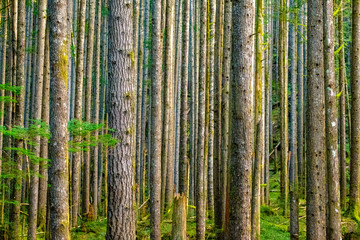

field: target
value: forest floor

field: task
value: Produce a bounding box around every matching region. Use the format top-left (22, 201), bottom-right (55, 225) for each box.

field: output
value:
top-left (68, 170), bottom-right (308, 240)
top-left (33, 168), bottom-right (358, 239)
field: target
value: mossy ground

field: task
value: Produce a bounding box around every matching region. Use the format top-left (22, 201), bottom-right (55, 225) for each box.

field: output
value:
top-left (69, 166), bottom-right (309, 239)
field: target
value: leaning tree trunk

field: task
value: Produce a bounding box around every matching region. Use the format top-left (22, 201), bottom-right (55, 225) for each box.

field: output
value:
top-left (229, 0), bottom-right (255, 238)
top-left (306, 0), bottom-right (326, 237)
top-left (48, 0), bottom-right (70, 236)
top-left (105, 0), bottom-right (136, 237)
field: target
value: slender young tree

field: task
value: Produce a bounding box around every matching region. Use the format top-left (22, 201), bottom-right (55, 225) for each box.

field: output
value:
top-left (349, 0), bottom-right (360, 221)
top-left (48, 0), bottom-right (70, 236)
top-left (106, 0), bottom-right (136, 236)
top-left (196, 0), bottom-right (207, 235)
top-left (149, 0), bottom-right (163, 237)
top-left (279, 0), bottom-right (289, 215)
top-left (229, 0), bottom-right (255, 238)
top-left (28, 0), bottom-right (47, 236)
top-left (338, 0), bottom-right (347, 209)
top-left (323, 0), bottom-right (342, 236)
top-left (306, 0), bottom-right (326, 237)
top-left (251, 0), bottom-right (264, 236)
top-left (289, 0), bottom-right (298, 237)
top-left (72, 0), bottom-right (86, 226)
top-left (9, 0), bottom-right (25, 238)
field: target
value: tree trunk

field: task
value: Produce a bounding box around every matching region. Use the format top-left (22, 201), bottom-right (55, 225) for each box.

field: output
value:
top-left (83, 0), bottom-right (96, 217)
top-left (48, 0), bottom-right (70, 236)
top-left (338, 0), bottom-right (347, 210)
top-left (149, 0), bottom-right (163, 236)
top-left (72, 0), bottom-right (86, 226)
top-left (279, 0), bottom-right (289, 216)
top-left (323, 0), bottom-right (342, 237)
top-left (306, 0), bottom-right (326, 237)
top-left (38, 22), bottom-right (50, 231)
top-left (289, 1), bottom-right (298, 237)
top-left (229, 0), bottom-right (255, 237)
top-left (350, 0), bottom-right (360, 221)
top-left (171, 194), bottom-right (187, 240)
top-left (196, 0), bottom-right (207, 236)
top-left (105, 0), bottom-right (136, 236)
top-left (28, 0), bottom-right (47, 236)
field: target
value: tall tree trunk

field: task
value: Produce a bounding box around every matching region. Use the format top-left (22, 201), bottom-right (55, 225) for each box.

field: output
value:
top-left (323, 0), bottom-right (342, 236)
top-left (297, 0), bottom-right (304, 200)
top-left (279, 0), bottom-right (289, 216)
top-left (106, 0), bottom-right (136, 236)
top-left (173, 0), bottom-right (189, 231)
top-left (92, 0), bottom-right (102, 220)
top-left (229, 0), bottom-right (255, 237)
top-left (28, 0), bottom-right (47, 236)
top-left (289, 1), bottom-right (298, 237)
top-left (38, 23), bottom-right (50, 231)
top-left (83, 0), bottom-right (96, 217)
top-left (196, 0), bottom-right (207, 236)
top-left (306, 0), bottom-right (326, 237)
top-left (338, 0), bottom-right (347, 210)
top-left (161, 0), bottom-right (175, 214)
top-left (213, 0), bottom-right (224, 232)
top-left (9, 0), bottom-right (25, 238)
top-left (207, 0), bottom-right (216, 218)
top-left (48, 0), bottom-right (70, 236)
top-left (149, 0), bottom-right (163, 236)
top-left (72, 0), bottom-right (86, 226)
top-left (251, 0), bottom-right (264, 236)
top-left (349, 0), bottom-right (360, 221)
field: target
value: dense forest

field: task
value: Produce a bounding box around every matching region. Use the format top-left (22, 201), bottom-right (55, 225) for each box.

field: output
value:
top-left (0, 0), bottom-right (358, 237)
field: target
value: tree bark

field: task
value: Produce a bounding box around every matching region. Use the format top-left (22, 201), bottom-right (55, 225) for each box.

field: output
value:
top-left (72, 0), bottom-right (86, 226)
top-left (196, 0), bottom-right (207, 236)
top-left (105, 0), bottom-right (136, 237)
top-left (149, 0), bottom-right (163, 236)
top-left (338, 0), bottom-right (347, 210)
top-left (349, 0), bottom-right (360, 221)
top-left (48, 0), bottom-right (70, 236)
top-left (306, 0), bottom-right (326, 237)
top-left (229, 0), bottom-right (255, 237)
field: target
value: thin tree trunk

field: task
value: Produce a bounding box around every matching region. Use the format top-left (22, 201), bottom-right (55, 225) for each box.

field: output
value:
top-left (279, 0), bottom-right (289, 216)
top-left (349, 0), bottom-right (360, 221)
top-left (251, 0), bottom-right (264, 236)
top-left (338, 0), bottom-right (347, 210)
top-left (38, 22), bottom-right (50, 231)
top-left (229, 0), bottom-right (255, 237)
top-left (149, 0), bottom-right (163, 236)
top-left (196, 0), bottom-right (207, 236)
top-left (92, 0), bottom-right (102, 220)
top-left (72, 0), bottom-right (86, 226)
top-left (289, 1), bottom-right (298, 237)
top-left (213, 0), bottom-right (224, 232)
top-left (28, 0), bottom-right (47, 236)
